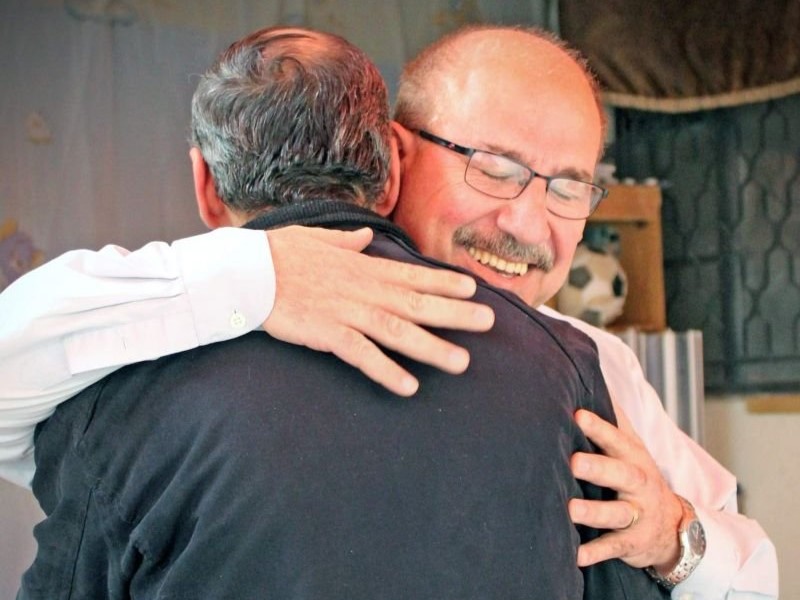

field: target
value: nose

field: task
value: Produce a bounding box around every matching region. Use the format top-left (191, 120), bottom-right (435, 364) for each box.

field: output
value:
top-left (494, 178), bottom-right (552, 246)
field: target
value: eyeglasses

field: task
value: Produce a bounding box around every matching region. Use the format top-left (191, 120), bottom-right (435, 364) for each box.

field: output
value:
top-left (417, 130), bottom-right (607, 220)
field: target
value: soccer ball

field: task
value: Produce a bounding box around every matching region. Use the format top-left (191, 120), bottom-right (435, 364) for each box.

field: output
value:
top-left (556, 244), bottom-right (628, 327)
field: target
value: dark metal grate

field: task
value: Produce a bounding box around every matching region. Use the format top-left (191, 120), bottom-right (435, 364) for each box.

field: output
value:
top-left (613, 94), bottom-right (800, 392)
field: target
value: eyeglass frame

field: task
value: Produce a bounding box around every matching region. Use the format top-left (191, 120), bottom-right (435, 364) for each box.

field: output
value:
top-left (416, 129), bottom-right (608, 220)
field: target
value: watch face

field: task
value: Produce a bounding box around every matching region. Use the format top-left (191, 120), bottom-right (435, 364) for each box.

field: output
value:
top-left (687, 520), bottom-right (707, 555)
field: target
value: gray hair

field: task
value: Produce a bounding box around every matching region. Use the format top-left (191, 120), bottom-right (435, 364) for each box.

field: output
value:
top-left (191, 27), bottom-right (391, 214)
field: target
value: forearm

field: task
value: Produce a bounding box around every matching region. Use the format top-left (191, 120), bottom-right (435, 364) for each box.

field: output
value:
top-left (618, 372), bottom-right (778, 597)
top-left (618, 362), bottom-right (778, 598)
top-left (0, 227), bottom-right (273, 487)
top-left (0, 365), bottom-right (117, 487)
top-left (541, 306), bottom-right (778, 597)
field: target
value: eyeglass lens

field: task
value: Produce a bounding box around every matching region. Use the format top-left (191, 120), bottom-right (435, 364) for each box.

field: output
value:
top-left (466, 151), bottom-right (597, 219)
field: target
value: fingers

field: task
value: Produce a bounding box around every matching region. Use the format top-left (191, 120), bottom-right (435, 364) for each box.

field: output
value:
top-left (570, 498), bottom-right (649, 567)
top-left (354, 252), bottom-right (480, 300)
top-left (295, 226), bottom-right (374, 252)
top-left (571, 451), bottom-right (646, 493)
top-left (576, 532), bottom-right (641, 568)
top-left (574, 408), bottom-right (632, 458)
top-left (325, 327), bottom-right (421, 397)
top-left (570, 409), bottom-right (686, 569)
top-left (263, 225), bottom-right (495, 397)
top-left (272, 226), bottom-right (484, 302)
top-left (311, 319), bottom-right (470, 396)
top-left (569, 497), bottom-right (640, 531)
top-left (359, 309), bottom-right (471, 373)
top-left (355, 280), bottom-right (495, 332)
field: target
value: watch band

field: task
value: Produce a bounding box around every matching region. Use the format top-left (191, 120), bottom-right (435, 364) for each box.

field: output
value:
top-left (646, 495), bottom-right (707, 590)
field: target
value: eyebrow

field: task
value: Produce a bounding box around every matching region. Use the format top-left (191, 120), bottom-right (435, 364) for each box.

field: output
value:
top-left (481, 141), bottom-right (593, 183)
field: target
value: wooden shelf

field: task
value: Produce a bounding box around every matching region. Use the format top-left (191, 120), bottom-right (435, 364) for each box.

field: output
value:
top-left (747, 394), bottom-right (800, 413)
top-left (588, 185), bottom-right (666, 331)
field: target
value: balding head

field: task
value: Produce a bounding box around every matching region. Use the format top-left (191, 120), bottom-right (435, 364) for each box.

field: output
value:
top-left (395, 26), bottom-right (606, 157)
top-left (390, 25), bottom-right (606, 308)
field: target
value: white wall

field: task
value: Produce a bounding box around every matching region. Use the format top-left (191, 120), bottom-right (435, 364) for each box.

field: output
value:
top-left (704, 396), bottom-right (799, 598)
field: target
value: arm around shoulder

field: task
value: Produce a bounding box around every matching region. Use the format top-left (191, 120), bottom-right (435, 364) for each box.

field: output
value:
top-left (0, 227), bottom-right (273, 487)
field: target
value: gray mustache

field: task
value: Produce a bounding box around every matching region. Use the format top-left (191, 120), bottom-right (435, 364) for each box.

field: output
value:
top-left (453, 226), bottom-right (554, 272)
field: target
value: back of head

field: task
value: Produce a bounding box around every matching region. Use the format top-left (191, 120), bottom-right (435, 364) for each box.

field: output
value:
top-left (191, 26), bottom-right (391, 215)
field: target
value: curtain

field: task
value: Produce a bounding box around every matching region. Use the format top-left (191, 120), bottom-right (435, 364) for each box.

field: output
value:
top-left (0, 0), bottom-right (552, 291)
top-left (560, 0), bottom-right (800, 113)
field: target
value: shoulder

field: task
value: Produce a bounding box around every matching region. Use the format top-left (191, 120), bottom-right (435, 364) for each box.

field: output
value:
top-left (369, 233), bottom-right (605, 392)
top-left (536, 304), bottom-right (643, 372)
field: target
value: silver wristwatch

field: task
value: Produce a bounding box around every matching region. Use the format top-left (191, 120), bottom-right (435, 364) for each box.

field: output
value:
top-left (646, 495), bottom-right (707, 590)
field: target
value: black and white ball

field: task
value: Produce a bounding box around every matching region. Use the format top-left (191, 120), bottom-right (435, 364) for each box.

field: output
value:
top-left (556, 244), bottom-right (628, 327)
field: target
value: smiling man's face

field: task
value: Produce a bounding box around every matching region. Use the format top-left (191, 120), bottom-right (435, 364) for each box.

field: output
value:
top-left (391, 30), bottom-right (603, 307)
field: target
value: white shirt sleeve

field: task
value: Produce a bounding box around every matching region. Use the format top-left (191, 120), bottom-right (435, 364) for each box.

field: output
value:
top-left (537, 305), bottom-right (778, 600)
top-left (0, 227), bottom-right (274, 488)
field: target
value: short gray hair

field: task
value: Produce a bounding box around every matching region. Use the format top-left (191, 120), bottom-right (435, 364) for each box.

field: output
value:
top-left (191, 27), bottom-right (391, 214)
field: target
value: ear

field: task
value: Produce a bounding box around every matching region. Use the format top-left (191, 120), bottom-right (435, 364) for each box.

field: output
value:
top-left (190, 147), bottom-right (236, 229)
top-left (373, 122), bottom-right (418, 217)
top-left (390, 120), bottom-right (418, 168)
top-left (372, 132), bottom-right (402, 217)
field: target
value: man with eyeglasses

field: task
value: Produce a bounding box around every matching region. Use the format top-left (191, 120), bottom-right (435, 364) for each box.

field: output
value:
top-left (18, 25), bottom-right (673, 599)
top-left (1, 24), bottom-right (777, 599)
top-left (398, 128), bottom-right (604, 277)
top-left (387, 29), bottom-right (774, 596)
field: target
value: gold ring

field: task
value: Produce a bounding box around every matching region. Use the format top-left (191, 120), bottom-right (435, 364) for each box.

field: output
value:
top-left (623, 505), bottom-right (640, 530)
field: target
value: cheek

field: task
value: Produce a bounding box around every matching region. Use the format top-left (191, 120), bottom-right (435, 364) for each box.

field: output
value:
top-left (410, 190), bottom-right (476, 240)
top-left (552, 221), bottom-right (585, 268)
top-left (409, 207), bottom-right (452, 257)
top-left (538, 221), bottom-right (584, 302)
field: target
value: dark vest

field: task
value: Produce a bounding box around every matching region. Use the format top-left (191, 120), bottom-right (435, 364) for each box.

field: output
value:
top-left (22, 201), bottom-right (667, 600)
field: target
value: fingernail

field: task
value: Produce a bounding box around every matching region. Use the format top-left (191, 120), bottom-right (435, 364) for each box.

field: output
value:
top-left (575, 410), bottom-right (593, 428)
top-left (576, 547), bottom-right (590, 567)
top-left (571, 501), bottom-right (587, 518)
top-left (461, 277), bottom-right (478, 295)
top-left (573, 457), bottom-right (590, 476)
top-left (475, 306), bottom-right (495, 328)
top-left (400, 376), bottom-right (419, 396)
top-left (449, 348), bottom-right (470, 372)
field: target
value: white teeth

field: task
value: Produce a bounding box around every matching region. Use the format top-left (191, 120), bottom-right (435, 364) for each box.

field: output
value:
top-left (467, 247), bottom-right (528, 276)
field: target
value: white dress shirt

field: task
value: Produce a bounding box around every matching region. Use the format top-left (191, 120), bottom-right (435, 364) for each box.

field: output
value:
top-left (0, 227), bottom-right (273, 487)
top-left (538, 305), bottom-right (778, 599)
top-left (0, 227), bottom-right (777, 599)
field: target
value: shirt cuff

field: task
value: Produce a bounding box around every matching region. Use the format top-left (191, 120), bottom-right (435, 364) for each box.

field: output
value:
top-left (173, 227), bottom-right (275, 345)
top-left (671, 505), bottom-right (778, 599)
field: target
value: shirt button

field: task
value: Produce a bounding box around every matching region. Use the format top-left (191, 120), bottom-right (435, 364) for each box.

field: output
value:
top-left (229, 311), bottom-right (247, 329)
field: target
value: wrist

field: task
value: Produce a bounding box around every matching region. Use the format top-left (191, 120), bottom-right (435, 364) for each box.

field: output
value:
top-left (646, 495), bottom-right (707, 590)
top-left (651, 492), bottom-right (684, 572)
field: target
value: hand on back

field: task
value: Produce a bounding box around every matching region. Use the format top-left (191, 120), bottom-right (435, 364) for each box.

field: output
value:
top-left (263, 226), bottom-right (495, 396)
